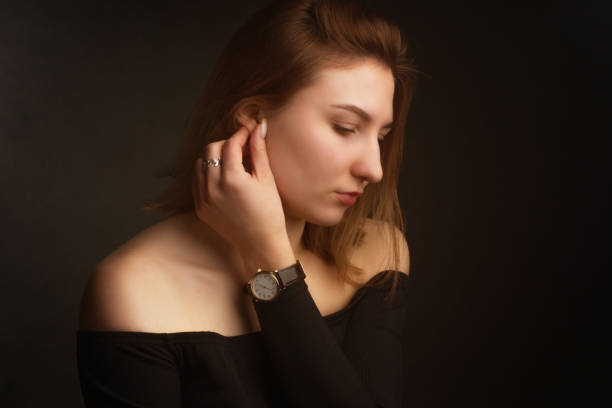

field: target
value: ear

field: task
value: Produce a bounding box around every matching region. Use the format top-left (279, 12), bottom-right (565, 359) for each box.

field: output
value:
top-left (234, 101), bottom-right (263, 133)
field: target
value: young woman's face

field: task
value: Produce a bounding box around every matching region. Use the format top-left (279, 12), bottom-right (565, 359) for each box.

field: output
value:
top-left (265, 59), bottom-right (395, 226)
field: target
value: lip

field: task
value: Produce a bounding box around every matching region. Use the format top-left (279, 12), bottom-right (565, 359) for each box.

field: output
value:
top-left (336, 192), bottom-right (359, 206)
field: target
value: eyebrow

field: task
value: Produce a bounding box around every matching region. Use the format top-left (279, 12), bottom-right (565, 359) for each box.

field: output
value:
top-left (330, 104), bottom-right (394, 129)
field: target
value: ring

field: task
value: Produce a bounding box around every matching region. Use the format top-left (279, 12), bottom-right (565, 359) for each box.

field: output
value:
top-left (204, 158), bottom-right (222, 168)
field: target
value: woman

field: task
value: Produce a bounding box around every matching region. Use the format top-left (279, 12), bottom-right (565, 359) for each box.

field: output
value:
top-left (77, 0), bottom-right (418, 406)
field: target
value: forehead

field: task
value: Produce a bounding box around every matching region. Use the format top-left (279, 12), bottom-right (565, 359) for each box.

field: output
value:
top-left (290, 60), bottom-right (395, 120)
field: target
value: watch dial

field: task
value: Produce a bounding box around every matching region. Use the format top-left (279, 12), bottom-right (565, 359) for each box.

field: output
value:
top-left (253, 273), bottom-right (279, 300)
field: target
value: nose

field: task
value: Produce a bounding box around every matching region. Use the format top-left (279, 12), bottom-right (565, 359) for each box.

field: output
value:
top-left (351, 137), bottom-right (384, 185)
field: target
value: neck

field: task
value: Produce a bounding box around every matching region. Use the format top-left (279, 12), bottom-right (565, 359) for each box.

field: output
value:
top-left (185, 209), bottom-right (309, 262)
top-left (284, 212), bottom-right (307, 260)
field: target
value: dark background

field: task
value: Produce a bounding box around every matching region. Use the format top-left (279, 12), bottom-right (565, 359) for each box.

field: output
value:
top-left (0, 0), bottom-right (605, 406)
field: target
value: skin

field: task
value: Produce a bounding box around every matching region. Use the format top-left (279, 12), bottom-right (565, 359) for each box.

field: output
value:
top-left (192, 58), bottom-right (395, 283)
top-left (79, 58), bottom-right (399, 334)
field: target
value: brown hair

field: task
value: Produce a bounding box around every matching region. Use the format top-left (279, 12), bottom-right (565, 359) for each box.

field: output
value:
top-left (142, 0), bottom-right (419, 305)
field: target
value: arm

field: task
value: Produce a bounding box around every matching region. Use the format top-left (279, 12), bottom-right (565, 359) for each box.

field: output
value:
top-left (253, 276), bottom-right (405, 408)
top-left (192, 121), bottom-right (410, 406)
top-left (244, 227), bottom-right (410, 408)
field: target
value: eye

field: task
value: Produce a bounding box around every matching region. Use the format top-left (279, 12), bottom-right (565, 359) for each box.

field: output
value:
top-left (379, 130), bottom-right (391, 145)
top-left (334, 123), bottom-right (387, 146)
top-left (333, 124), bottom-right (356, 135)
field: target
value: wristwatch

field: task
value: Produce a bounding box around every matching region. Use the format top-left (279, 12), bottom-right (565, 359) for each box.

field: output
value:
top-left (243, 260), bottom-right (306, 302)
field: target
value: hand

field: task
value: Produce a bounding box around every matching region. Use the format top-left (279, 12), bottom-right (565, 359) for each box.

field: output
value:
top-left (191, 119), bottom-right (295, 275)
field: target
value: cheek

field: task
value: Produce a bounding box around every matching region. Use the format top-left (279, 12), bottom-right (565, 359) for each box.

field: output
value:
top-left (266, 124), bottom-right (344, 192)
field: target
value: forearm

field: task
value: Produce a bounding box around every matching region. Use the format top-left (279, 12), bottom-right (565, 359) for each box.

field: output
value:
top-left (241, 244), bottom-right (382, 407)
top-left (252, 278), bottom-right (380, 407)
top-left (240, 238), bottom-right (297, 279)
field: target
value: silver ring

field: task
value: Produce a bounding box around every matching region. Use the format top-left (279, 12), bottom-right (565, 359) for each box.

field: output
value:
top-left (204, 158), bottom-right (222, 168)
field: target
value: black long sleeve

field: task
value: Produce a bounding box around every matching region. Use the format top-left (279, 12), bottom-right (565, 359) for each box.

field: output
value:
top-left (252, 275), bottom-right (408, 407)
top-left (77, 270), bottom-right (410, 407)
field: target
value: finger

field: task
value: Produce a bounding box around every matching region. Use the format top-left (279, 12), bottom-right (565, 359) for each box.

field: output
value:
top-left (221, 126), bottom-right (250, 173)
top-left (193, 157), bottom-right (212, 211)
top-left (248, 118), bottom-right (272, 179)
top-left (203, 141), bottom-right (225, 204)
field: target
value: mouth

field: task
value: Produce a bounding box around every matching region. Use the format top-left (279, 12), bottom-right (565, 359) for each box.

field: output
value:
top-left (336, 192), bottom-right (359, 206)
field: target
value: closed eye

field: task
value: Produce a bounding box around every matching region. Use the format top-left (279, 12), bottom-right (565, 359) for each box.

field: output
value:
top-left (334, 124), bottom-right (386, 145)
top-left (333, 124), bottom-right (356, 135)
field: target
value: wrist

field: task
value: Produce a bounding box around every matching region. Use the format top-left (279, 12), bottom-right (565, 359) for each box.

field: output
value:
top-left (241, 241), bottom-right (296, 276)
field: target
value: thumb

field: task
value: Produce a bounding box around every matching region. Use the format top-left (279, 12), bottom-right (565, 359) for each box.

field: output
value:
top-left (249, 118), bottom-right (273, 179)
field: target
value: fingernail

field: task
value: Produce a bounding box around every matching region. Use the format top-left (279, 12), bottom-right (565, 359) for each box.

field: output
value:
top-left (260, 118), bottom-right (267, 138)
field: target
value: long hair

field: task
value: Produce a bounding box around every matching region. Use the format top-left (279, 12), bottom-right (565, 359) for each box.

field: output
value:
top-left (142, 0), bottom-right (419, 305)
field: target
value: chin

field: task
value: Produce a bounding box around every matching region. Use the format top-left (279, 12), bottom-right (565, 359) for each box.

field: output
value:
top-left (305, 208), bottom-right (347, 227)
top-left (309, 218), bottom-right (341, 227)
top-left (283, 196), bottom-right (346, 227)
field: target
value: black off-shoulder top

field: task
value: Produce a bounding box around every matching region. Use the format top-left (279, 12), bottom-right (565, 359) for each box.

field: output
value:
top-left (77, 269), bottom-right (411, 407)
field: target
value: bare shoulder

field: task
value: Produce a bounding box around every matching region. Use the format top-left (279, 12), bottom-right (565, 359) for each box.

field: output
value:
top-left (78, 213), bottom-right (188, 332)
top-left (78, 251), bottom-right (168, 332)
top-left (78, 212), bottom-right (248, 334)
top-left (351, 218), bottom-right (411, 281)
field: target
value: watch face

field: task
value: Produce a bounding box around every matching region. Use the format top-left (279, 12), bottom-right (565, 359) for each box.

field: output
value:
top-left (252, 272), bottom-right (280, 301)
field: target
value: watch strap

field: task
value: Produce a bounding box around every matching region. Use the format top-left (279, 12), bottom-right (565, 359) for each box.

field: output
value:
top-left (242, 260), bottom-right (306, 299)
top-left (275, 260), bottom-right (306, 289)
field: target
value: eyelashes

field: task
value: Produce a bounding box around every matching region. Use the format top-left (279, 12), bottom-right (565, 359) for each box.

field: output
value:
top-left (333, 124), bottom-right (356, 135)
top-left (333, 124), bottom-right (386, 144)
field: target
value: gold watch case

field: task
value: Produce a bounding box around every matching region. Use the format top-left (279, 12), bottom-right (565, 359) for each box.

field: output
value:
top-left (246, 270), bottom-right (281, 302)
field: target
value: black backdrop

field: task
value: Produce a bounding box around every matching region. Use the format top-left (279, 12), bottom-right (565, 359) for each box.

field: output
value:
top-left (0, 0), bottom-right (604, 406)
